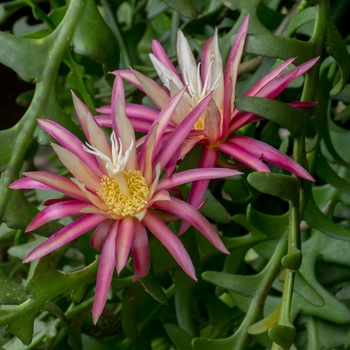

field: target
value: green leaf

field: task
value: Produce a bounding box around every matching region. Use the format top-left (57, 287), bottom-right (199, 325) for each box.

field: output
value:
top-left (248, 304), bottom-right (280, 335)
top-left (247, 172), bottom-right (299, 201)
top-left (201, 190), bottom-right (231, 223)
top-left (303, 198), bottom-right (350, 241)
top-left (163, 323), bottom-right (193, 350)
top-left (0, 268), bottom-right (27, 305)
top-left (247, 205), bottom-right (288, 239)
top-left (0, 256), bottom-right (98, 344)
top-left (202, 271), bottom-right (263, 297)
top-left (315, 155), bottom-right (350, 195)
top-left (235, 97), bottom-right (308, 138)
top-left (139, 268), bottom-right (168, 305)
top-left (162, 0), bottom-right (198, 19)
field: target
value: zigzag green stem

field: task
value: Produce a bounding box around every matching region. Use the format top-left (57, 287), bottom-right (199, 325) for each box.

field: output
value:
top-left (233, 235), bottom-right (288, 349)
top-left (0, 0), bottom-right (86, 220)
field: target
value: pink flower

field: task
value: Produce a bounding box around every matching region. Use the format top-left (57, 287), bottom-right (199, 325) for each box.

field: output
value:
top-left (10, 75), bottom-right (241, 324)
top-left (95, 15), bottom-right (317, 232)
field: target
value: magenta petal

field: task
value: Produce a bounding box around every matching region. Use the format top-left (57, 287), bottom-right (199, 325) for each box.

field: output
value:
top-left (153, 197), bottom-right (229, 254)
top-left (155, 92), bottom-right (213, 169)
top-left (132, 220), bottom-right (150, 281)
top-left (38, 119), bottom-right (102, 177)
top-left (22, 171), bottom-right (87, 202)
top-left (92, 221), bottom-right (118, 324)
top-left (91, 220), bottom-right (113, 251)
top-left (23, 214), bottom-right (106, 263)
top-left (118, 69), bottom-right (144, 91)
top-left (152, 40), bottom-right (179, 76)
top-left (289, 101), bottom-right (318, 108)
top-left (218, 141), bottom-right (271, 172)
top-left (157, 168), bottom-right (241, 191)
top-left (142, 211), bottom-right (197, 281)
top-left (179, 148), bottom-right (217, 235)
top-left (10, 177), bottom-right (52, 191)
top-left (230, 136), bottom-right (315, 181)
top-left (126, 104), bottom-right (159, 121)
top-left (26, 200), bottom-right (88, 232)
top-left (115, 217), bottom-right (135, 274)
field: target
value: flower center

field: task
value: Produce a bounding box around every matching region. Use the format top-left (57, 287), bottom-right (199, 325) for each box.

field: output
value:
top-left (98, 170), bottom-right (149, 217)
top-left (194, 118), bottom-right (204, 130)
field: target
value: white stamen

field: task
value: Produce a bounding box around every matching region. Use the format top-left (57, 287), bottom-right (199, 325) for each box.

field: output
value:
top-left (83, 132), bottom-right (135, 196)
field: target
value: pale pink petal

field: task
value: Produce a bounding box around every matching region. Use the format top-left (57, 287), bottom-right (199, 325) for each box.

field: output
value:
top-left (20, 171), bottom-right (87, 202)
top-left (111, 74), bottom-right (138, 170)
top-left (177, 29), bottom-right (199, 94)
top-left (10, 177), bottom-right (52, 191)
top-left (148, 189), bottom-right (171, 207)
top-left (152, 39), bottom-right (179, 76)
top-left (118, 69), bottom-right (144, 91)
top-left (51, 143), bottom-right (101, 191)
top-left (26, 200), bottom-right (88, 232)
top-left (157, 168), bottom-right (242, 191)
top-left (132, 220), bottom-right (150, 281)
top-left (217, 140), bottom-right (271, 172)
top-left (155, 92), bottom-right (213, 169)
top-left (142, 211), bottom-right (197, 281)
top-left (23, 214), bottom-right (107, 263)
top-left (204, 99), bottom-right (222, 144)
top-left (130, 69), bottom-right (170, 109)
top-left (153, 197), bottom-right (229, 254)
top-left (91, 220), bottom-right (113, 251)
top-left (115, 217), bottom-right (135, 274)
top-left (72, 94), bottom-right (112, 166)
top-left (92, 220), bottom-right (118, 324)
top-left (38, 119), bottom-right (102, 177)
top-left (230, 136), bottom-right (315, 181)
top-left (126, 104), bottom-right (159, 121)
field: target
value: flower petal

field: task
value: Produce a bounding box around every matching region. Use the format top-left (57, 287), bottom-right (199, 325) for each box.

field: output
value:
top-left (157, 167), bottom-right (242, 191)
top-left (38, 119), bottom-right (103, 177)
top-left (115, 217), bottom-right (135, 274)
top-left (230, 136), bottom-right (315, 181)
top-left (20, 171), bottom-right (87, 202)
top-left (92, 220), bottom-right (118, 324)
top-left (23, 214), bottom-right (106, 263)
top-left (51, 143), bottom-right (101, 191)
top-left (153, 197), bottom-right (229, 254)
top-left (26, 200), bottom-right (89, 232)
top-left (218, 140), bottom-right (271, 172)
top-left (155, 92), bottom-right (213, 169)
top-left (142, 211), bottom-right (197, 281)
top-left (132, 220), bottom-right (150, 281)
top-left (91, 220), bottom-right (113, 251)
top-left (152, 39), bottom-right (179, 76)
top-left (10, 177), bottom-right (52, 191)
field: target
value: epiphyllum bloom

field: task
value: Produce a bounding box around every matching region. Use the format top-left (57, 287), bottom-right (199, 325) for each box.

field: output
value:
top-left (95, 15), bottom-right (316, 226)
top-left (10, 80), bottom-right (241, 324)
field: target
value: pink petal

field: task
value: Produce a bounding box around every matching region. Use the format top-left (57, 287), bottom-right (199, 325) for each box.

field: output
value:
top-left (289, 101), bottom-right (318, 108)
top-left (118, 69), bottom-right (144, 91)
top-left (10, 177), bottom-right (52, 191)
top-left (23, 214), bottom-right (106, 263)
top-left (230, 136), bottom-right (315, 181)
top-left (132, 220), bottom-right (150, 281)
top-left (245, 57), bottom-right (296, 97)
top-left (115, 217), bottom-right (135, 274)
top-left (153, 197), bottom-right (229, 254)
top-left (51, 143), bottom-right (101, 191)
top-left (126, 104), bottom-right (159, 121)
top-left (142, 211), bottom-right (197, 281)
top-left (129, 69), bottom-right (170, 109)
top-left (152, 39), bottom-right (179, 76)
top-left (92, 220), bottom-right (118, 324)
top-left (204, 100), bottom-right (222, 144)
top-left (179, 148), bottom-right (218, 235)
top-left (218, 140), bottom-right (271, 172)
top-left (91, 220), bottom-right (113, 251)
top-left (38, 119), bottom-right (102, 177)
top-left (72, 94), bottom-right (112, 165)
top-left (21, 171), bottom-right (87, 202)
top-left (26, 200), bottom-right (88, 232)
top-left (155, 92), bottom-right (213, 169)
top-left (157, 168), bottom-right (241, 191)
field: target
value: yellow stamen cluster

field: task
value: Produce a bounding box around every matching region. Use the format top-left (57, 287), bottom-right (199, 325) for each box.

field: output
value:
top-left (98, 170), bottom-right (149, 217)
top-left (194, 118), bottom-right (204, 130)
